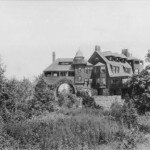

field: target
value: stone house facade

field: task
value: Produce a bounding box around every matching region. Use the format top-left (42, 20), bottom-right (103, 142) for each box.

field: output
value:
top-left (44, 46), bottom-right (143, 96)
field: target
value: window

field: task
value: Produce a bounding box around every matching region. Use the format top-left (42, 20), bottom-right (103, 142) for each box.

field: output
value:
top-left (96, 78), bottom-right (100, 84)
top-left (101, 66), bottom-right (106, 73)
top-left (135, 61), bottom-right (139, 64)
top-left (140, 61), bottom-right (143, 65)
top-left (101, 78), bottom-right (106, 85)
top-left (111, 65), bottom-right (119, 74)
top-left (53, 73), bottom-right (58, 77)
top-left (109, 57), bottom-right (113, 61)
top-left (84, 79), bottom-right (89, 86)
top-left (78, 68), bottom-right (82, 72)
top-left (134, 69), bottom-right (139, 74)
top-left (59, 62), bottom-right (72, 65)
top-left (111, 79), bottom-right (119, 84)
top-left (124, 67), bottom-right (131, 74)
top-left (116, 67), bottom-right (119, 73)
top-left (68, 72), bottom-right (75, 76)
top-left (76, 76), bottom-right (82, 82)
top-left (111, 66), bottom-right (116, 73)
top-left (94, 67), bottom-right (97, 73)
top-left (122, 78), bottom-right (128, 84)
top-left (85, 68), bottom-right (89, 74)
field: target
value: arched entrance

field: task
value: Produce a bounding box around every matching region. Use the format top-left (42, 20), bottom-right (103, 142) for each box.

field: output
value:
top-left (55, 79), bottom-right (76, 96)
top-left (57, 83), bottom-right (75, 95)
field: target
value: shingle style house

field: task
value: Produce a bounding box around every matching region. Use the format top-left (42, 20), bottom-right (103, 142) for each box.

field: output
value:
top-left (44, 46), bottom-right (143, 95)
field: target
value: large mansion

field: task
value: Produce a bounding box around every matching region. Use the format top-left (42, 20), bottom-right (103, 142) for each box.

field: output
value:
top-left (44, 46), bottom-right (143, 95)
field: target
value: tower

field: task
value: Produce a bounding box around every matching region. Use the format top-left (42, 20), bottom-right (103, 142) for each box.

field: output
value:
top-left (73, 50), bottom-right (86, 84)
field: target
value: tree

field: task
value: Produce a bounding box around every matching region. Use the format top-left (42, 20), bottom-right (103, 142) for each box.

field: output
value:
top-left (124, 66), bottom-right (150, 114)
top-left (29, 74), bottom-right (55, 115)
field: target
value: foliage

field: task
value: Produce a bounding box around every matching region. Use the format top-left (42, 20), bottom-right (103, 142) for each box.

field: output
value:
top-left (110, 101), bottom-right (138, 129)
top-left (0, 57), bottom-right (148, 149)
top-left (4, 110), bottom-right (120, 150)
top-left (4, 78), bottom-right (33, 113)
top-left (29, 75), bottom-right (55, 115)
top-left (77, 90), bottom-right (100, 108)
top-left (58, 93), bottom-right (80, 108)
top-left (124, 66), bottom-right (150, 114)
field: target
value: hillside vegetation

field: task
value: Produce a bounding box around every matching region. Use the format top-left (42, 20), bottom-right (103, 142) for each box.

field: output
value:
top-left (0, 59), bottom-right (150, 149)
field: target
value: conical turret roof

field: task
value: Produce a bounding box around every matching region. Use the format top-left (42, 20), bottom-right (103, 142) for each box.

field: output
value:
top-left (75, 50), bottom-right (84, 58)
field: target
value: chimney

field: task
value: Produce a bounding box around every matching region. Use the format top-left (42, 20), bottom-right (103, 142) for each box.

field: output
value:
top-left (52, 51), bottom-right (55, 63)
top-left (122, 49), bottom-right (130, 57)
top-left (95, 45), bottom-right (101, 52)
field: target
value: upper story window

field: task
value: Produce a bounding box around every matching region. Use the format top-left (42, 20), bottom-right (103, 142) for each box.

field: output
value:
top-left (101, 78), bottom-right (106, 85)
top-left (85, 68), bottom-right (89, 74)
top-left (134, 61), bottom-right (139, 64)
top-left (107, 56), bottom-right (113, 61)
top-left (128, 61), bottom-right (132, 65)
top-left (101, 66), bottom-right (106, 73)
top-left (124, 67), bottom-right (131, 74)
top-left (53, 73), bottom-right (58, 77)
top-left (59, 62), bottom-right (72, 65)
top-left (111, 65), bottom-right (119, 74)
top-left (76, 76), bottom-right (82, 82)
top-left (78, 68), bottom-right (82, 72)
top-left (134, 69), bottom-right (139, 74)
top-left (60, 72), bottom-right (66, 76)
top-left (121, 59), bottom-right (126, 63)
top-left (116, 67), bottom-right (119, 73)
top-left (111, 79), bottom-right (119, 84)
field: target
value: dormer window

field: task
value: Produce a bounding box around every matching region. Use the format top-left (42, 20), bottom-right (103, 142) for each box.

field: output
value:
top-left (121, 59), bottom-right (126, 63)
top-left (59, 62), bottom-right (72, 65)
top-left (116, 58), bottom-right (120, 62)
top-left (107, 56), bottom-right (113, 61)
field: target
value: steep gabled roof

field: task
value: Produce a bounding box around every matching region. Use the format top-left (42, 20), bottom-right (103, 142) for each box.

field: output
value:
top-left (88, 50), bottom-right (132, 78)
top-left (44, 58), bottom-right (74, 72)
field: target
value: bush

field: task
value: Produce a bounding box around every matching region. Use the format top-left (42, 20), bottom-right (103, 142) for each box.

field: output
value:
top-left (110, 101), bottom-right (138, 129)
top-left (29, 75), bottom-right (55, 116)
top-left (77, 90), bottom-right (99, 108)
top-left (58, 93), bottom-right (80, 109)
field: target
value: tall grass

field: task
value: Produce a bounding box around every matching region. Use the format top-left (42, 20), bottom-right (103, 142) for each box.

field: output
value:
top-left (3, 101), bottom-right (146, 150)
top-left (4, 109), bottom-right (120, 150)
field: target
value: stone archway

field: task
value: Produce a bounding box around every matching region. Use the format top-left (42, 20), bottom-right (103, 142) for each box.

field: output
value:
top-left (55, 78), bottom-right (76, 97)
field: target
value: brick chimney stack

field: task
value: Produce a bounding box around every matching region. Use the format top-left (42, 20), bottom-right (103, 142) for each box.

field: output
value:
top-left (95, 45), bottom-right (101, 52)
top-left (52, 51), bottom-right (55, 63)
top-left (122, 49), bottom-right (130, 57)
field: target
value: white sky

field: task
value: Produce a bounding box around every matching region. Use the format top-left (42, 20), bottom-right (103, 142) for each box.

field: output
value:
top-left (0, 0), bottom-right (150, 80)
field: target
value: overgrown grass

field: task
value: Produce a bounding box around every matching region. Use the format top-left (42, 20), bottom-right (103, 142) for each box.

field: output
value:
top-left (3, 104), bottom-right (145, 150)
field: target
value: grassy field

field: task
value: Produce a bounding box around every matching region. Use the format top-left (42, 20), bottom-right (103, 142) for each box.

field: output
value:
top-left (3, 105), bottom-right (148, 150)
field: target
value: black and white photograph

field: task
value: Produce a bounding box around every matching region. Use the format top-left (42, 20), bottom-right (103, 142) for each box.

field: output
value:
top-left (0, 0), bottom-right (150, 149)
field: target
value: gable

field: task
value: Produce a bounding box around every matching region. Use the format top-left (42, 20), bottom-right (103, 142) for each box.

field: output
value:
top-left (88, 51), bottom-right (107, 65)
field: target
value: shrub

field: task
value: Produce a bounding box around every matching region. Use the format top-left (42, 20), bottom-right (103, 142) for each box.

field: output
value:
top-left (4, 110), bottom-right (121, 149)
top-left (29, 75), bottom-right (55, 116)
top-left (110, 101), bottom-right (138, 129)
top-left (58, 93), bottom-right (80, 109)
top-left (76, 90), bottom-right (99, 108)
